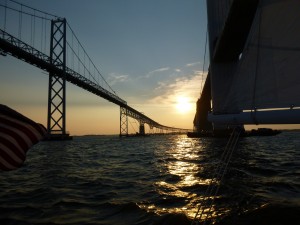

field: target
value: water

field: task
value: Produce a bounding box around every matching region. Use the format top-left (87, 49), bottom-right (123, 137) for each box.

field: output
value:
top-left (0, 132), bottom-right (299, 225)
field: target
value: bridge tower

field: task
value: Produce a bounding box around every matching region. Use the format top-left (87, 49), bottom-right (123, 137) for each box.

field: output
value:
top-left (139, 122), bottom-right (145, 136)
top-left (46, 18), bottom-right (71, 140)
top-left (120, 107), bottom-right (128, 137)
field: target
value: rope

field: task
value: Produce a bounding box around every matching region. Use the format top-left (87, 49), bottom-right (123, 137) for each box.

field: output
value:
top-left (251, 4), bottom-right (263, 112)
top-left (191, 127), bottom-right (242, 225)
top-left (200, 26), bottom-right (208, 96)
top-left (202, 129), bottom-right (241, 224)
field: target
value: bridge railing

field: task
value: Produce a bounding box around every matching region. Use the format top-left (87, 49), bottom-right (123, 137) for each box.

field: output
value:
top-left (0, 28), bottom-right (127, 105)
top-left (1, 28), bottom-right (191, 133)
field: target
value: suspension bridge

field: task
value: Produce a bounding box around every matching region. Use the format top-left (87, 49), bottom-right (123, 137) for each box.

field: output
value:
top-left (0, 0), bottom-right (191, 139)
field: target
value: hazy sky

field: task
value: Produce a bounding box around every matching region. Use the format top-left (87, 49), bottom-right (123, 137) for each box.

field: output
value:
top-left (0, 0), bottom-right (209, 135)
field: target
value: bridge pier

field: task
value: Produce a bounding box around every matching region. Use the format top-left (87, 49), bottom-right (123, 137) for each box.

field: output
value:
top-left (120, 107), bottom-right (128, 137)
top-left (46, 18), bottom-right (72, 141)
top-left (139, 123), bottom-right (145, 136)
top-left (0, 4), bottom-right (192, 139)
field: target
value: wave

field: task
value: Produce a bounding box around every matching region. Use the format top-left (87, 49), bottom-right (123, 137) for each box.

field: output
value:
top-left (1, 134), bottom-right (299, 225)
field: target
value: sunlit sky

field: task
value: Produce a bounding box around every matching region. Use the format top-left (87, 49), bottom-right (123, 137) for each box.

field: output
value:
top-left (0, 0), bottom-right (209, 135)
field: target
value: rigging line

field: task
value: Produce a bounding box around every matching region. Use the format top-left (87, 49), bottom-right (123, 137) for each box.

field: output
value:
top-left (251, 4), bottom-right (263, 111)
top-left (200, 25), bottom-right (208, 96)
top-left (8, 0), bottom-right (58, 18)
top-left (0, 3), bottom-right (51, 21)
top-left (66, 22), bottom-right (117, 95)
top-left (202, 129), bottom-right (241, 224)
top-left (191, 127), bottom-right (241, 225)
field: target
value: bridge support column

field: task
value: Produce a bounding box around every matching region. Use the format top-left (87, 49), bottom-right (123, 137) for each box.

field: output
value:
top-left (46, 18), bottom-right (71, 140)
top-left (139, 123), bottom-right (145, 136)
top-left (120, 107), bottom-right (128, 137)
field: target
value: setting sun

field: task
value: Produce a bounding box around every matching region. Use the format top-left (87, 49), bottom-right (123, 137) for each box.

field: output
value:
top-left (175, 96), bottom-right (192, 114)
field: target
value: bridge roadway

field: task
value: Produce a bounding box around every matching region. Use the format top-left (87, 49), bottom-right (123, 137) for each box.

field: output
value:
top-left (0, 29), bottom-right (191, 133)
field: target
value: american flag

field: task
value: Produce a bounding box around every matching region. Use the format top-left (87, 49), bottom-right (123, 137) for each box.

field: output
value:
top-left (0, 104), bottom-right (46, 171)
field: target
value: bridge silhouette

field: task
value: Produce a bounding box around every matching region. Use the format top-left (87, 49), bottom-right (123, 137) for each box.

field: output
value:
top-left (0, 1), bottom-right (191, 139)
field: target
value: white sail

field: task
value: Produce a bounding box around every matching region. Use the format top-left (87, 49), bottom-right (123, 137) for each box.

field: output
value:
top-left (206, 0), bottom-right (238, 115)
top-left (208, 0), bottom-right (300, 125)
top-left (206, 0), bottom-right (233, 46)
top-left (224, 0), bottom-right (300, 111)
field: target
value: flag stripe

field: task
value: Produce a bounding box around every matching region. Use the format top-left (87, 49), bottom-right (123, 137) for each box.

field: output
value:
top-left (0, 104), bottom-right (46, 171)
top-left (0, 143), bottom-right (24, 166)
top-left (0, 117), bottom-right (37, 145)
top-left (0, 136), bottom-right (25, 160)
top-left (0, 114), bottom-right (46, 138)
top-left (0, 156), bottom-right (16, 171)
top-left (0, 127), bottom-right (28, 151)
top-left (0, 144), bottom-right (23, 169)
top-left (0, 122), bottom-right (32, 148)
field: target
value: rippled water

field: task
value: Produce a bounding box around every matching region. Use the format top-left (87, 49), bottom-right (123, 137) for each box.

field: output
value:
top-left (0, 132), bottom-right (299, 225)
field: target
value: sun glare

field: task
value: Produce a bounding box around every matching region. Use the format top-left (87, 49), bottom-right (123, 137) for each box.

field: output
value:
top-left (175, 96), bottom-right (192, 114)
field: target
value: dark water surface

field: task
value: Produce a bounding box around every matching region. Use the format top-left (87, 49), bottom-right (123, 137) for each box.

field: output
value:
top-left (0, 132), bottom-right (299, 225)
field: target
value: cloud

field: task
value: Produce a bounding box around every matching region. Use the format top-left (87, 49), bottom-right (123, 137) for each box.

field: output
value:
top-left (143, 67), bottom-right (170, 79)
top-left (149, 70), bottom-right (208, 105)
top-left (186, 62), bottom-right (200, 67)
top-left (108, 73), bottom-right (129, 85)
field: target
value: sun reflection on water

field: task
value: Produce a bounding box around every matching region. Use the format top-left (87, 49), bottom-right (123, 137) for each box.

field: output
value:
top-left (139, 135), bottom-right (228, 221)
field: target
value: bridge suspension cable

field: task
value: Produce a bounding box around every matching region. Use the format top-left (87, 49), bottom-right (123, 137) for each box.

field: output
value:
top-left (1, 0), bottom-right (52, 53)
top-left (0, 0), bottom-right (118, 98)
top-left (0, 2), bottom-right (53, 21)
top-left (8, 0), bottom-right (59, 19)
top-left (66, 22), bottom-right (118, 95)
top-left (0, 1), bottom-right (192, 136)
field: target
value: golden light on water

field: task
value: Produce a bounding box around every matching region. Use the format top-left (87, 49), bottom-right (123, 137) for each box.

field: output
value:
top-left (137, 136), bottom-right (232, 223)
top-left (138, 136), bottom-right (216, 220)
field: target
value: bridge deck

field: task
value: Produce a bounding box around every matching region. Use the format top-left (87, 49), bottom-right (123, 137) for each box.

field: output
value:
top-left (0, 29), bottom-right (190, 132)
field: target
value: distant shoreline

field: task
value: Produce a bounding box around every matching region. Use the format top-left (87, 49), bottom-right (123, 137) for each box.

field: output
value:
top-left (73, 129), bottom-right (300, 137)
